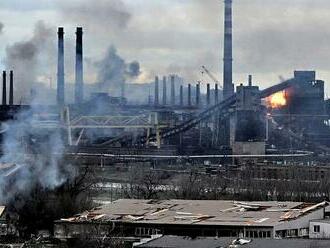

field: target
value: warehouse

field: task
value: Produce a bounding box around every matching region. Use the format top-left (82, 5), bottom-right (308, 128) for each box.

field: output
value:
top-left (54, 199), bottom-right (327, 240)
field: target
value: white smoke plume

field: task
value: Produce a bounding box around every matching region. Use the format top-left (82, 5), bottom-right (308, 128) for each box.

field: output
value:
top-left (0, 103), bottom-right (75, 203)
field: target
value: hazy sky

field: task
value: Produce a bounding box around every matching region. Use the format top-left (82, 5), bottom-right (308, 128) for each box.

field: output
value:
top-left (1, 0), bottom-right (330, 96)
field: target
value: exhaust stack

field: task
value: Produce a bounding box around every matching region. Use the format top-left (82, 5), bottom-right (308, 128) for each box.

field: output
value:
top-left (188, 84), bottom-right (191, 106)
top-left (248, 75), bottom-right (253, 86)
top-left (206, 83), bottom-right (210, 106)
top-left (215, 84), bottom-right (219, 104)
top-left (9, 71), bottom-right (13, 105)
top-left (223, 0), bottom-right (234, 99)
top-left (57, 27), bottom-right (65, 106)
top-left (162, 76), bottom-right (167, 105)
top-left (154, 76), bottom-right (159, 105)
top-left (180, 85), bottom-right (183, 106)
top-left (2, 71), bottom-right (6, 106)
top-left (75, 27), bottom-right (84, 104)
top-left (170, 75), bottom-right (175, 106)
top-left (196, 83), bottom-right (200, 107)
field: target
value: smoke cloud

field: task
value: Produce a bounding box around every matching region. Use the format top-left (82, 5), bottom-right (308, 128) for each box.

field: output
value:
top-left (0, 22), bottom-right (4, 34)
top-left (4, 21), bottom-right (56, 104)
top-left (58, 0), bottom-right (131, 30)
top-left (0, 104), bottom-right (75, 203)
top-left (95, 46), bottom-right (141, 96)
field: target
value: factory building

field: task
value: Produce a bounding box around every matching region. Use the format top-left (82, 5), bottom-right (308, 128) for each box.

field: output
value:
top-left (231, 78), bottom-right (266, 155)
top-left (54, 199), bottom-right (328, 240)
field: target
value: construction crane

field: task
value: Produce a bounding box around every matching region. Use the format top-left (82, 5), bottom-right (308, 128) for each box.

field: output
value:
top-left (201, 66), bottom-right (223, 89)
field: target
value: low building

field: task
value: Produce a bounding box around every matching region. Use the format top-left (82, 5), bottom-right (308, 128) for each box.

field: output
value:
top-left (54, 199), bottom-right (328, 240)
top-left (309, 219), bottom-right (330, 239)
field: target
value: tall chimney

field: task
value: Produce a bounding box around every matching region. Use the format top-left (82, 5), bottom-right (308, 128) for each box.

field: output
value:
top-left (162, 76), bottom-right (167, 105)
top-left (9, 71), bottom-right (13, 105)
top-left (57, 27), bottom-right (65, 106)
top-left (170, 75), bottom-right (175, 106)
top-left (206, 83), bottom-right (210, 106)
top-left (188, 84), bottom-right (191, 106)
top-left (2, 71), bottom-right (6, 106)
top-left (248, 74), bottom-right (252, 86)
top-left (215, 84), bottom-right (219, 104)
top-left (180, 85), bottom-right (183, 106)
top-left (196, 83), bottom-right (200, 107)
top-left (154, 76), bottom-right (159, 105)
top-left (223, 0), bottom-right (234, 99)
top-left (75, 27), bottom-right (84, 104)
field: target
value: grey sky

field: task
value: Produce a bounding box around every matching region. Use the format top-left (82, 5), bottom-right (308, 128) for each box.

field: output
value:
top-left (1, 0), bottom-right (330, 96)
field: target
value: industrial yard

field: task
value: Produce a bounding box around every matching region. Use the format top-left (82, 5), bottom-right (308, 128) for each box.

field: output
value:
top-left (0, 0), bottom-right (330, 247)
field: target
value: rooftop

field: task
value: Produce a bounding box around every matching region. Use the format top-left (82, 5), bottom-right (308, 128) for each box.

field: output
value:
top-left (57, 199), bottom-right (327, 227)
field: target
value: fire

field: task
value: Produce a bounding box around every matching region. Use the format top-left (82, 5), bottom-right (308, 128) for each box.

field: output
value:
top-left (267, 91), bottom-right (287, 108)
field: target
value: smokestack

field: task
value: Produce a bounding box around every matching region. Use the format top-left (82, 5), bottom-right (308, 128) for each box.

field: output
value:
top-left (154, 76), bottom-right (159, 105)
top-left (196, 83), bottom-right (200, 107)
top-left (9, 71), bottom-right (13, 105)
top-left (162, 76), bottom-right (167, 105)
top-left (180, 85), bottom-right (183, 106)
top-left (170, 75), bottom-right (175, 106)
top-left (188, 84), bottom-right (191, 106)
top-left (215, 84), bottom-right (219, 104)
top-left (248, 74), bottom-right (252, 86)
top-left (223, 0), bottom-right (234, 99)
top-left (2, 71), bottom-right (6, 106)
top-left (57, 27), bottom-right (65, 106)
top-left (75, 27), bottom-right (84, 104)
top-left (206, 83), bottom-right (210, 106)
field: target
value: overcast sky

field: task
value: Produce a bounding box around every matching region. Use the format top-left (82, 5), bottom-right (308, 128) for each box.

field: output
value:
top-left (1, 0), bottom-right (330, 96)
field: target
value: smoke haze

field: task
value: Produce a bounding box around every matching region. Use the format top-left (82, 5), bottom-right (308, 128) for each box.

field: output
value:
top-left (0, 104), bottom-right (75, 203)
top-left (95, 46), bottom-right (141, 96)
top-left (58, 0), bottom-right (131, 30)
top-left (4, 21), bottom-right (56, 104)
top-left (0, 22), bottom-right (4, 34)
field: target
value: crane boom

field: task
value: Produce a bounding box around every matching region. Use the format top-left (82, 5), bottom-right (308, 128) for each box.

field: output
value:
top-left (201, 66), bottom-right (222, 89)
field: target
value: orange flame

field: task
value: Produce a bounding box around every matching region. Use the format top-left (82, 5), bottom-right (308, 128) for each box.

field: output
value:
top-left (267, 91), bottom-right (287, 108)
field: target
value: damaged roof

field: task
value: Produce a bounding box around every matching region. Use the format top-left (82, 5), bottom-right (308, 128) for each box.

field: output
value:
top-left (57, 199), bottom-right (327, 227)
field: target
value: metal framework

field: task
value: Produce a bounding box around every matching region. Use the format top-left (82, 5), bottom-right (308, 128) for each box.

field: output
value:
top-left (64, 110), bottom-right (167, 147)
top-left (69, 115), bottom-right (163, 129)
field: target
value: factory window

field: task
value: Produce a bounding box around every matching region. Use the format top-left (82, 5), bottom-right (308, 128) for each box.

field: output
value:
top-left (287, 229), bottom-right (298, 237)
top-left (246, 230), bottom-right (270, 238)
top-left (314, 225), bottom-right (320, 233)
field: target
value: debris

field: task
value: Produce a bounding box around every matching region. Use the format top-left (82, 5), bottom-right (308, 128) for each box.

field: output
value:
top-left (124, 215), bottom-right (144, 221)
top-left (229, 238), bottom-right (252, 247)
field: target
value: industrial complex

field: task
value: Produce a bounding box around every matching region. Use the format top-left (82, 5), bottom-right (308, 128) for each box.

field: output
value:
top-left (1, 0), bottom-right (330, 247)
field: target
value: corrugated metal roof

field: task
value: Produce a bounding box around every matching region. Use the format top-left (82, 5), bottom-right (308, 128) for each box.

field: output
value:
top-left (57, 199), bottom-right (327, 227)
